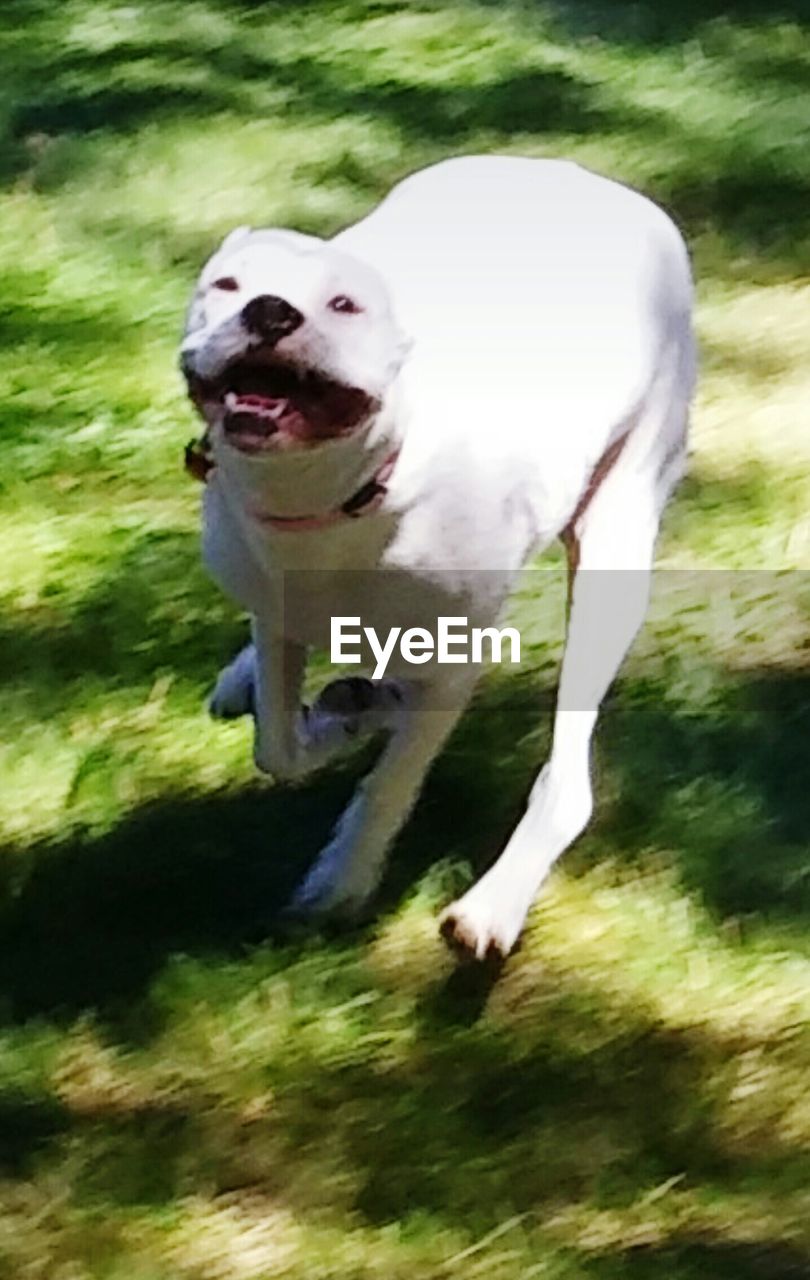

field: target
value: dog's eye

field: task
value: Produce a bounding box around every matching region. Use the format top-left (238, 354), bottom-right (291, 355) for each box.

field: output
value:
top-left (211, 276), bottom-right (240, 292)
top-left (328, 295), bottom-right (362, 315)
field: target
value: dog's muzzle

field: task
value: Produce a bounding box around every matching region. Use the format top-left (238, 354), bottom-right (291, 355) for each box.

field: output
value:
top-left (182, 334), bottom-right (376, 453)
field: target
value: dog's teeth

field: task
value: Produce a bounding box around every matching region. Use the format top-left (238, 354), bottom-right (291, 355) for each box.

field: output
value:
top-left (267, 400), bottom-right (289, 419)
top-left (224, 391), bottom-right (238, 410)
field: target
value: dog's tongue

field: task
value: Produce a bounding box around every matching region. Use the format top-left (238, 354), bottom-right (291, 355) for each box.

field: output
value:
top-left (223, 391), bottom-right (317, 447)
top-left (228, 392), bottom-right (288, 417)
top-left (224, 392), bottom-right (287, 439)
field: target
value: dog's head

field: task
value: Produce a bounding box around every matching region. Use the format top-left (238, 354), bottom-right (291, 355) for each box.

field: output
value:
top-left (180, 227), bottom-right (409, 460)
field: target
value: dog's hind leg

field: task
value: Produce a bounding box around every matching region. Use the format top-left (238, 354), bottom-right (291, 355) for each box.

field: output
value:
top-left (440, 429), bottom-right (686, 961)
top-left (211, 642), bottom-right (406, 775)
top-left (219, 627), bottom-right (409, 780)
top-left (305, 675), bottom-right (406, 748)
top-left (288, 683), bottom-right (472, 918)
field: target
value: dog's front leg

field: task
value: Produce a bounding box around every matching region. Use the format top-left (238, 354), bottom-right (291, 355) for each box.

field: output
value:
top-left (251, 618), bottom-right (309, 781)
top-left (212, 631), bottom-right (408, 777)
top-left (439, 452), bottom-right (676, 960)
top-left (289, 682), bottom-right (471, 918)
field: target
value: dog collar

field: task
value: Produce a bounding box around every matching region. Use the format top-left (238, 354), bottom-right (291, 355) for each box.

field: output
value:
top-left (184, 434), bottom-right (215, 483)
top-left (184, 435), bottom-right (399, 531)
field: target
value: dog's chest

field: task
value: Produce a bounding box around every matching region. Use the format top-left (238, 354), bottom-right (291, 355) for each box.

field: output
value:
top-left (205, 477), bottom-right (520, 656)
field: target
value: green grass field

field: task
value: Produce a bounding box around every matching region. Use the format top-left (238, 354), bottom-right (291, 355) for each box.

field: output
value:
top-left (1, 1), bottom-right (809, 1275)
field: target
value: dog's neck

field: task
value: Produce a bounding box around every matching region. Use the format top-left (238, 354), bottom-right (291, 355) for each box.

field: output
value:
top-left (212, 389), bottom-right (403, 523)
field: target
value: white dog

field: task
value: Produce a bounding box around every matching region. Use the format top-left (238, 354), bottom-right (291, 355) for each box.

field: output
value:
top-left (180, 156), bottom-right (696, 960)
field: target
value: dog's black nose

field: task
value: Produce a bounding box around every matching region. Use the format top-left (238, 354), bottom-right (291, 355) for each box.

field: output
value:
top-left (240, 294), bottom-right (304, 344)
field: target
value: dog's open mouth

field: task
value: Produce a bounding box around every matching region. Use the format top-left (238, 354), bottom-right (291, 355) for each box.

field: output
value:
top-left (210, 358), bottom-right (375, 452)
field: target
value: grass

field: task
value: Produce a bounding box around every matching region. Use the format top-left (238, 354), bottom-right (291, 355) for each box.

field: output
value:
top-left (0, 0), bottom-right (809, 1275)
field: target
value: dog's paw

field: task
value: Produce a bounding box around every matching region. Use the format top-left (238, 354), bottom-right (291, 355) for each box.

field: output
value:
top-left (286, 844), bottom-right (378, 922)
top-left (294, 676), bottom-right (406, 767)
top-left (307, 676), bottom-right (405, 739)
top-left (208, 644), bottom-right (256, 720)
top-left (252, 678), bottom-right (403, 781)
top-left (439, 891), bottom-right (525, 963)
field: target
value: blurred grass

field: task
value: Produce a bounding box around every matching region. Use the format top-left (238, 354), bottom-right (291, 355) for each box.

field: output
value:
top-left (0, 0), bottom-right (809, 1276)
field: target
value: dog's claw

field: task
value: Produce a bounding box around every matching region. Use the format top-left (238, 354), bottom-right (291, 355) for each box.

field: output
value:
top-left (439, 903), bottom-right (520, 963)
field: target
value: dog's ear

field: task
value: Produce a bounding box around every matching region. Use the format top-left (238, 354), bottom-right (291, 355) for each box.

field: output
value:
top-left (218, 225), bottom-right (252, 254)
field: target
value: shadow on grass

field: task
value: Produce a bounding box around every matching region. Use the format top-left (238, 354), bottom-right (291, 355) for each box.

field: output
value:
top-left (0, 1088), bottom-right (71, 1177)
top-left (1, 0), bottom-right (809, 272)
top-left (546, 0), bottom-right (809, 44)
top-left (0, 769), bottom-right (363, 1024)
top-left (9, 45), bottom-right (621, 147)
top-left (1, 645), bottom-right (807, 1027)
top-left (595, 667), bottom-right (810, 921)
top-left (0, 627), bottom-right (807, 1264)
top-left (584, 1236), bottom-right (810, 1280)
top-left (2, 899), bottom-right (808, 1278)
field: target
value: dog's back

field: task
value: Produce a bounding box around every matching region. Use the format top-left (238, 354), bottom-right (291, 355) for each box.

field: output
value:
top-left (336, 154), bottom-right (695, 558)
